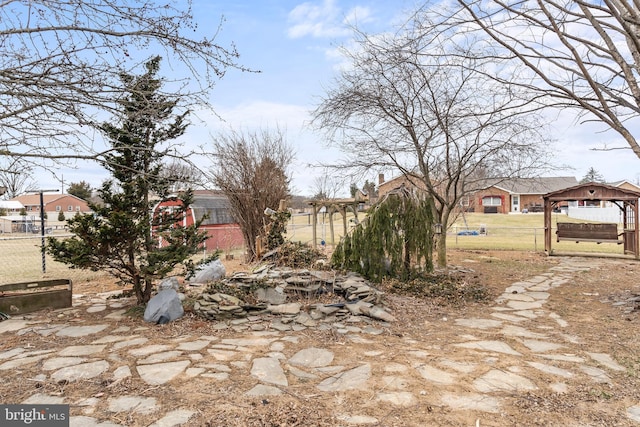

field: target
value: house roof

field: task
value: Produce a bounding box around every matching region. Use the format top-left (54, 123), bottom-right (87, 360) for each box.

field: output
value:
top-left (11, 193), bottom-right (88, 206)
top-left (490, 176), bottom-right (578, 195)
top-left (0, 201), bottom-right (23, 210)
top-left (190, 190), bottom-right (236, 225)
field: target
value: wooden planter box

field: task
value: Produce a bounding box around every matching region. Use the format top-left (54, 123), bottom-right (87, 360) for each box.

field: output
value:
top-left (0, 279), bottom-right (72, 315)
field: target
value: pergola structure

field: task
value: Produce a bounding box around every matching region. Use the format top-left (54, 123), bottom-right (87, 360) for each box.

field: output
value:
top-left (306, 194), bottom-right (367, 248)
top-left (543, 182), bottom-right (640, 259)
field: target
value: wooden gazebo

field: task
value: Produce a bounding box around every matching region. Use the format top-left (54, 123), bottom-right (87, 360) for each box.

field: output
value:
top-left (543, 182), bottom-right (640, 259)
top-left (306, 193), bottom-right (368, 247)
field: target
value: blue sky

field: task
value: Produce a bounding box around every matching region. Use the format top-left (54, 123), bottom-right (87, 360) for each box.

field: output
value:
top-left (46, 0), bottom-right (640, 195)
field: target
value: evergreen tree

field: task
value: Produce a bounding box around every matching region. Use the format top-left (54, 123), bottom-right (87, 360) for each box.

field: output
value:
top-left (47, 57), bottom-right (208, 304)
top-left (57, 211), bottom-right (66, 222)
top-left (67, 181), bottom-right (93, 200)
top-left (580, 167), bottom-right (606, 184)
top-left (332, 188), bottom-right (434, 281)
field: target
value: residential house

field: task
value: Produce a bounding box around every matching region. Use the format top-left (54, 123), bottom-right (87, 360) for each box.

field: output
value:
top-left (377, 174), bottom-right (578, 214)
top-left (10, 193), bottom-right (92, 222)
top-left (471, 177), bottom-right (578, 214)
top-left (152, 190), bottom-right (244, 251)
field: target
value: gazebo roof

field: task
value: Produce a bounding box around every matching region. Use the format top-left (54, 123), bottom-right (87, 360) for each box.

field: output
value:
top-left (543, 182), bottom-right (640, 202)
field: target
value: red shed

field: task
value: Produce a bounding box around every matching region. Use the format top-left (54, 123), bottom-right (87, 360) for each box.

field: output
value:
top-left (153, 190), bottom-right (244, 252)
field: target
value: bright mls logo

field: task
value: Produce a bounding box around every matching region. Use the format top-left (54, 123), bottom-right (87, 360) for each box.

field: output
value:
top-left (1, 405), bottom-right (69, 426)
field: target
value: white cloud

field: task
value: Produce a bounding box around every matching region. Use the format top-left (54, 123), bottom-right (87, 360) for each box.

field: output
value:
top-left (287, 0), bottom-right (374, 39)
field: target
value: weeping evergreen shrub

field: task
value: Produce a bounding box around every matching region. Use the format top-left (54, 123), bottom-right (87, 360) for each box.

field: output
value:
top-left (331, 189), bottom-right (434, 282)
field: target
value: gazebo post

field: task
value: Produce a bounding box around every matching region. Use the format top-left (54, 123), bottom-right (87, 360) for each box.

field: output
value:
top-left (544, 197), bottom-right (552, 254)
top-left (311, 203), bottom-right (318, 248)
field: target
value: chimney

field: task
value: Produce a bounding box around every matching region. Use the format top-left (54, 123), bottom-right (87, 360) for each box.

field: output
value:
top-left (378, 173), bottom-right (385, 185)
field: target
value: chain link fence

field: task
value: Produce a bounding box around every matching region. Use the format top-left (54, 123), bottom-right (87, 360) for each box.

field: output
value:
top-left (1, 225), bottom-right (626, 285)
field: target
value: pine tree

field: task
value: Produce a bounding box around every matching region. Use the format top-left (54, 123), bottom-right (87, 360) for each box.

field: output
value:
top-left (580, 167), bottom-right (606, 184)
top-left (47, 57), bottom-right (208, 304)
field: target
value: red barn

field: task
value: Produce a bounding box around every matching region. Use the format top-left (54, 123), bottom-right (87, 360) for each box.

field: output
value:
top-left (153, 190), bottom-right (244, 251)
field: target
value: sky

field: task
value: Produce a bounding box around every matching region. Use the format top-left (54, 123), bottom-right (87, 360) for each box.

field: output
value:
top-left (39, 0), bottom-right (640, 196)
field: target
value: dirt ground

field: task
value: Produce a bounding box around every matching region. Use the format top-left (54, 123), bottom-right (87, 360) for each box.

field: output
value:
top-left (3, 249), bottom-right (640, 426)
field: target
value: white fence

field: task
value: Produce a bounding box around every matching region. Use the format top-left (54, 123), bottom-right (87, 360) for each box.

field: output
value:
top-left (567, 206), bottom-right (623, 223)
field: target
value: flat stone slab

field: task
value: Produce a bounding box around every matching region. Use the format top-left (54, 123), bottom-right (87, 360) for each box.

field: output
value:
top-left (454, 318), bottom-right (502, 329)
top-left (500, 325), bottom-right (547, 339)
top-left (415, 364), bottom-right (456, 385)
top-left (0, 319), bottom-right (31, 334)
top-left (526, 361), bottom-right (573, 378)
top-left (441, 392), bottom-right (501, 413)
top-left (336, 415), bottom-right (380, 425)
top-left (68, 416), bottom-right (123, 427)
top-left (627, 405), bottom-right (640, 422)
top-left (454, 340), bottom-right (521, 356)
top-left (0, 354), bottom-right (51, 370)
top-left (51, 360), bottom-right (110, 382)
top-left (148, 409), bottom-right (196, 427)
top-left (506, 300), bottom-right (544, 310)
top-left (251, 357), bottom-right (288, 386)
top-left (177, 340), bottom-right (210, 351)
top-left (56, 325), bottom-right (108, 337)
top-left (245, 384), bottom-right (283, 396)
top-left (521, 339), bottom-right (563, 353)
top-left (288, 348), bottom-right (334, 368)
top-left (22, 393), bottom-right (66, 404)
top-left (580, 365), bottom-right (610, 383)
top-left (43, 357), bottom-right (88, 371)
top-left (317, 364), bottom-right (371, 392)
top-left (129, 344), bottom-right (173, 357)
top-left (136, 360), bottom-right (190, 385)
top-left (490, 312), bottom-right (527, 323)
top-left (113, 337), bottom-right (149, 350)
top-left (138, 351), bottom-right (184, 365)
top-left (220, 337), bottom-right (279, 347)
top-left (587, 352), bottom-right (625, 372)
top-left (473, 369), bottom-right (537, 392)
top-left (0, 347), bottom-right (26, 360)
top-left (59, 345), bottom-right (107, 356)
top-left (376, 391), bottom-right (416, 406)
top-left (108, 396), bottom-right (158, 414)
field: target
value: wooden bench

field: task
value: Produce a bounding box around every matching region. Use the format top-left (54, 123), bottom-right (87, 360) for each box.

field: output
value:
top-left (556, 222), bottom-right (623, 244)
top-left (0, 279), bottom-right (72, 315)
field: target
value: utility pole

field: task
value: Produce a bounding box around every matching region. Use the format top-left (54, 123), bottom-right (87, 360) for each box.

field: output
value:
top-left (37, 189), bottom-right (59, 273)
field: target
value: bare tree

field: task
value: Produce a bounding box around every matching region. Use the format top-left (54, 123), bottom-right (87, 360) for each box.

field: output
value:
top-left (310, 173), bottom-right (343, 200)
top-left (161, 160), bottom-right (206, 192)
top-left (447, 0), bottom-right (640, 159)
top-left (0, 0), bottom-right (249, 169)
top-left (0, 158), bottom-right (38, 199)
top-left (207, 129), bottom-right (294, 261)
top-left (313, 25), bottom-right (551, 267)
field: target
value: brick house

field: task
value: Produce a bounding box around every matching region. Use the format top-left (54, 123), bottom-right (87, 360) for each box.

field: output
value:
top-left (378, 174), bottom-right (578, 214)
top-left (11, 193), bottom-right (92, 220)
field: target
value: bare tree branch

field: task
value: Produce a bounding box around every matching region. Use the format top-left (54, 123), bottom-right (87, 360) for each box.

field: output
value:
top-left (0, 0), bottom-right (251, 170)
top-left (447, 0), bottom-right (640, 159)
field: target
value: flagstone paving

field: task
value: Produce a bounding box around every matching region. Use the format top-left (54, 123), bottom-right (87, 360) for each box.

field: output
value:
top-left (1, 256), bottom-right (639, 425)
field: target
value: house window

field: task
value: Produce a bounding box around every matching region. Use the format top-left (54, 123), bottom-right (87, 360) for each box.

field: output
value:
top-left (76, 206), bottom-right (81, 211)
top-left (56, 206), bottom-right (61, 212)
top-left (460, 196), bottom-right (470, 207)
top-left (68, 205), bottom-right (73, 211)
top-left (482, 196), bottom-right (502, 206)
top-left (512, 196), bottom-right (519, 205)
